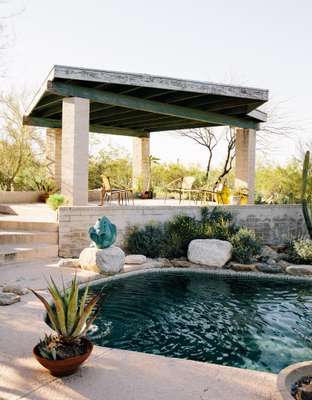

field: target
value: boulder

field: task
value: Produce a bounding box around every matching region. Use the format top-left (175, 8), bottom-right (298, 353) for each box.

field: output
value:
top-left (57, 258), bottom-right (80, 269)
top-left (286, 265), bottom-right (312, 276)
top-left (228, 262), bottom-right (256, 272)
top-left (277, 259), bottom-right (291, 270)
top-left (125, 255), bottom-right (147, 265)
top-left (260, 246), bottom-right (279, 261)
top-left (79, 246), bottom-right (125, 274)
top-left (0, 205), bottom-right (17, 215)
top-left (187, 239), bottom-right (232, 268)
top-left (154, 258), bottom-right (173, 268)
top-left (2, 284), bottom-right (28, 295)
top-left (0, 293), bottom-right (20, 305)
top-left (255, 263), bottom-right (283, 274)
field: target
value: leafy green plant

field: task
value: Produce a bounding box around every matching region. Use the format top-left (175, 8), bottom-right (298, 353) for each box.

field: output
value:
top-left (286, 239), bottom-right (312, 264)
top-left (30, 276), bottom-right (102, 360)
top-left (230, 228), bottom-right (262, 264)
top-left (125, 224), bottom-right (165, 258)
top-left (162, 215), bottom-right (202, 258)
top-left (46, 194), bottom-right (65, 210)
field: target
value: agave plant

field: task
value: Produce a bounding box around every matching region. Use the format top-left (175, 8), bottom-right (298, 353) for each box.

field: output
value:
top-left (30, 275), bottom-right (102, 343)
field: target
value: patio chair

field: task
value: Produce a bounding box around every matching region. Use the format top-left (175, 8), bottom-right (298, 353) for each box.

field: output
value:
top-left (99, 175), bottom-right (134, 206)
top-left (164, 176), bottom-right (196, 204)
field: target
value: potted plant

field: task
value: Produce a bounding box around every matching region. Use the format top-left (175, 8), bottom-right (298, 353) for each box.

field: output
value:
top-left (34, 177), bottom-right (57, 202)
top-left (30, 276), bottom-right (102, 377)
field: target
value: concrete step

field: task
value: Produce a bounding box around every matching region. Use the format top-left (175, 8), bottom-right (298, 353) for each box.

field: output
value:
top-left (0, 244), bottom-right (59, 266)
top-left (0, 231), bottom-right (58, 245)
top-left (0, 220), bottom-right (58, 232)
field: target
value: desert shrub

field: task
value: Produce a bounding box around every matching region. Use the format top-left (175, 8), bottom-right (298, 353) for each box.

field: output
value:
top-left (286, 239), bottom-right (312, 264)
top-left (161, 215), bottom-right (202, 258)
top-left (230, 228), bottom-right (262, 264)
top-left (125, 208), bottom-right (262, 263)
top-left (46, 194), bottom-right (65, 210)
top-left (125, 224), bottom-right (165, 258)
top-left (201, 207), bottom-right (233, 225)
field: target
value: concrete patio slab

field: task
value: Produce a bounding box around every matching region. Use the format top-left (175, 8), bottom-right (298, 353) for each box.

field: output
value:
top-left (0, 259), bottom-right (281, 400)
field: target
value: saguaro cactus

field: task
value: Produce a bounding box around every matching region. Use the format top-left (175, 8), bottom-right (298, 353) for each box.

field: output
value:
top-left (301, 150), bottom-right (312, 239)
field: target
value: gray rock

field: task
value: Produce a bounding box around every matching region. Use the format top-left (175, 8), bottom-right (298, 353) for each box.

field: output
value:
top-left (0, 205), bottom-right (17, 215)
top-left (125, 254), bottom-right (147, 265)
top-left (171, 259), bottom-right (199, 268)
top-left (188, 239), bottom-right (232, 268)
top-left (79, 246), bottom-right (125, 274)
top-left (277, 259), bottom-right (291, 271)
top-left (260, 246), bottom-right (279, 261)
top-left (0, 293), bottom-right (21, 305)
top-left (255, 263), bottom-right (283, 273)
top-left (228, 262), bottom-right (256, 272)
top-left (286, 265), bottom-right (312, 276)
top-left (155, 258), bottom-right (172, 268)
top-left (2, 284), bottom-right (28, 295)
top-left (266, 258), bottom-right (277, 265)
top-left (57, 258), bottom-right (80, 269)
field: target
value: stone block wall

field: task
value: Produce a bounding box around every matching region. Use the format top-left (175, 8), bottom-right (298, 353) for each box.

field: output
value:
top-left (58, 205), bottom-right (306, 258)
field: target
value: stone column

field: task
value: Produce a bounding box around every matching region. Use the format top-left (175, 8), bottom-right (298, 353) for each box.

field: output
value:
top-left (61, 97), bottom-right (90, 206)
top-left (46, 128), bottom-right (62, 189)
top-left (132, 135), bottom-right (150, 192)
top-left (235, 128), bottom-right (256, 204)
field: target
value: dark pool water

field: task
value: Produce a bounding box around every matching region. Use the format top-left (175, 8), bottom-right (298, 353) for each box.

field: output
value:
top-left (87, 271), bottom-right (312, 373)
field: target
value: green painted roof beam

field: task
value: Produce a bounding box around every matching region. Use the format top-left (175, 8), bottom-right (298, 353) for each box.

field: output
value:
top-left (23, 116), bottom-right (149, 137)
top-left (47, 81), bottom-right (258, 129)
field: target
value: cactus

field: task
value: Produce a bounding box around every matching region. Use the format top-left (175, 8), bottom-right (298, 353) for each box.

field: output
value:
top-left (301, 151), bottom-right (312, 239)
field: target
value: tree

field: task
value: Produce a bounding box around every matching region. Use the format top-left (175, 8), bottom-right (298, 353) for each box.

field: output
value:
top-left (178, 127), bottom-right (219, 183)
top-left (0, 92), bottom-right (46, 190)
top-left (214, 127), bottom-right (236, 188)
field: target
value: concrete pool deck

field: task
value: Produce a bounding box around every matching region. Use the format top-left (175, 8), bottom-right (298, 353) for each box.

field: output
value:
top-left (0, 259), bottom-right (285, 400)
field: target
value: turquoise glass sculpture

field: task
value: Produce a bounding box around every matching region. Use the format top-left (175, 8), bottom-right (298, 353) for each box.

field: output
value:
top-left (88, 216), bottom-right (117, 249)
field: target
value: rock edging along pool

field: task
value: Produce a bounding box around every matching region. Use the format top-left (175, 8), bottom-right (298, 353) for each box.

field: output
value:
top-left (83, 269), bottom-right (312, 374)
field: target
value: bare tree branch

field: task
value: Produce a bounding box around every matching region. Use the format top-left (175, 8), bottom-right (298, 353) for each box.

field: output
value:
top-left (178, 127), bottom-right (220, 182)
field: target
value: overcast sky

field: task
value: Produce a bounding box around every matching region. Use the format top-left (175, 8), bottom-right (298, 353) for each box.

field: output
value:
top-left (2, 0), bottom-right (312, 167)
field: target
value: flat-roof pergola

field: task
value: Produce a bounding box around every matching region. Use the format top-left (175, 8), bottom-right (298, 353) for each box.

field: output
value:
top-left (23, 65), bottom-right (269, 205)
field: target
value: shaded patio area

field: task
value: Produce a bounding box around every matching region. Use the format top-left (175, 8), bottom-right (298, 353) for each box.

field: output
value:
top-left (23, 65), bottom-right (268, 206)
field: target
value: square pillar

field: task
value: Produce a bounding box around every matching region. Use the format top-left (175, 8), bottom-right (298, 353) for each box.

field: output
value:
top-left (46, 128), bottom-right (62, 189)
top-left (61, 97), bottom-right (90, 206)
top-left (235, 128), bottom-right (256, 204)
top-left (132, 135), bottom-right (150, 192)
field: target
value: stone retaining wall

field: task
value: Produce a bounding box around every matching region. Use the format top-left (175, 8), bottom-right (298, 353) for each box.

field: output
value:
top-left (58, 205), bottom-right (306, 258)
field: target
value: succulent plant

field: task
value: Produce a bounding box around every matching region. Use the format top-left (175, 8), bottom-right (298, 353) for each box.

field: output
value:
top-left (30, 275), bottom-right (102, 343)
top-left (301, 151), bottom-right (312, 239)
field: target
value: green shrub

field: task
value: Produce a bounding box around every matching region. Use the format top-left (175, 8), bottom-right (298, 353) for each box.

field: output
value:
top-left (125, 208), bottom-right (262, 263)
top-left (289, 239), bottom-right (312, 264)
top-left (230, 228), bottom-right (262, 264)
top-left (201, 207), bottom-right (233, 224)
top-left (162, 215), bottom-right (202, 258)
top-left (46, 194), bottom-right (65, 210)
top-left (125, 224), bottom-right (165, 258)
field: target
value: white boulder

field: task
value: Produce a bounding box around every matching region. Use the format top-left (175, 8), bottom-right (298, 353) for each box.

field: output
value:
top-left (2, 284), bottom-right (28, 295)
top-left (125, 254), bottom-right (147, 265)
top-left (79, 246), bottom-right (125, 274)
top-left (187, 239), bottom-right (232, 268)
top-left (286, 265), bottom-right (312, 276)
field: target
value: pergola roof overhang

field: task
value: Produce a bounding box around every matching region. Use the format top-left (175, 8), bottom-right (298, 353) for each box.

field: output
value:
top-left (23, 65), bottom-right (269, 137)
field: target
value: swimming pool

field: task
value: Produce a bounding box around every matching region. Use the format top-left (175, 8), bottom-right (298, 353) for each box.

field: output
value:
top-left (87, 270), bottom-right (312, 373)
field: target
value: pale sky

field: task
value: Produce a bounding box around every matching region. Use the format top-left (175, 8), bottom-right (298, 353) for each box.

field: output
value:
top-left (2, 0), bottom-right (312, 167)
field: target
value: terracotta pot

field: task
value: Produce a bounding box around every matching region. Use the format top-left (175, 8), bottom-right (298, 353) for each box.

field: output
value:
top-left (33, 338), bottom-right (93, 377)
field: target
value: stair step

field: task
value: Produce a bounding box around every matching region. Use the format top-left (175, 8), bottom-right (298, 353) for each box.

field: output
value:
top-left (0, 244), bottom-right (59, 265)
top-left (0, 231), bottom-right (58, 245)
top-left (0, 220), bottom-right (58, 232)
